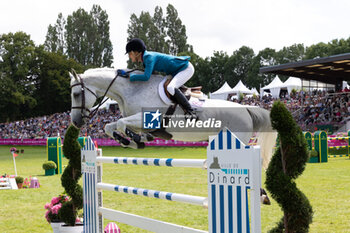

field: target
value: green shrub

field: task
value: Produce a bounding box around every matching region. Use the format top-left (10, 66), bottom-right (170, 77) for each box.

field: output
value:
top-left (15, 176), bottom-right (23, 184)
top-left (309, 149), bottom-right (318, 158)
top-left (42, 161), bottom-right (57, 170)
top-left (59, 125), bottom-right (83, 226)
top-left (266, 101), bottom-right (313, 233)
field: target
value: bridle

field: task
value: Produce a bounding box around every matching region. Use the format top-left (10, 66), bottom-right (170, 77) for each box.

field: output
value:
top-left (70, 70), bottom-right (118, 120)
top-left (70, 69), bottom-right (134, 121)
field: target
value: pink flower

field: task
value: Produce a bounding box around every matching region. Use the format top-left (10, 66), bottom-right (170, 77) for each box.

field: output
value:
top-left (44, 203), bottom-right (51, 209)
top-left (45, 210), bottom-right (50, 222)
top-left (51, 197), bottom-right (60, 205)
top-left (51, 203), bottom-right (62, 215)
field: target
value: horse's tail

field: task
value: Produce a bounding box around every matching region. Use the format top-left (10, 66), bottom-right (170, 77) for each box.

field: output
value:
top-left (247, 107), bottom-right (277, 169)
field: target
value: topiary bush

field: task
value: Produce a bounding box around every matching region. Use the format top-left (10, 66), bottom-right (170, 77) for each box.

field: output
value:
top-left (59, 124), bottom-right (83, 226)
top-left (42, 161), bottom-right (57, 170)
top-left (265, 101), bottom-right (313, 233)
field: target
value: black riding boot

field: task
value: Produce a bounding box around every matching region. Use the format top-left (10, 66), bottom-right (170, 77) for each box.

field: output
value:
top-left (173, 88), bottom-right (197, 119)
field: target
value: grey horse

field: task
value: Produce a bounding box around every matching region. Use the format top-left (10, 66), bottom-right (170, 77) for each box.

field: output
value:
top-left (70, 68), bottom-right (277, 169)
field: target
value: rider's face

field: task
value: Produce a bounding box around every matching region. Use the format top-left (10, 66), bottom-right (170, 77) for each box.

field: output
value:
top-left (128, 51), bottom-right (141, 63)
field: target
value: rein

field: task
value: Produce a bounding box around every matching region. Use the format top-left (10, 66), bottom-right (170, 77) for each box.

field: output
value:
top-left (70, 69), bottom-right (135, 120)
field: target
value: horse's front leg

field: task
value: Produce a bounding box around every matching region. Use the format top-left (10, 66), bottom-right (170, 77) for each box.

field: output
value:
top-left (104, 113), bottom-right (147, 149)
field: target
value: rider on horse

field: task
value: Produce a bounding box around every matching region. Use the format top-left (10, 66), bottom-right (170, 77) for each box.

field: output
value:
top-left (125, 38), bottom-right (196, 118)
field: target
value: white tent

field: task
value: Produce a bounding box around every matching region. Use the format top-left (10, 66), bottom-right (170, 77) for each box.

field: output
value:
top-left (250, 88), bottom-right (259, 95)
top-left (231, 80), bottom-right (253, 94)
top-left (261, 76), bottom-right (284, 98)
top-left (210, 81), bottom-right (232, 100)
top-left (283, 77), bottom-right (302, 94)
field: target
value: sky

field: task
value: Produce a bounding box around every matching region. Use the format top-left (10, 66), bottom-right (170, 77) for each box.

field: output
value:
top-left (2, 0), bottom-right (350, 69)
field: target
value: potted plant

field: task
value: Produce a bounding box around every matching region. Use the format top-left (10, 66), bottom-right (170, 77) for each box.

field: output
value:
top-left (59, 125), bottom-right (83, 232)
top-left (43, 161), bottom-right (57, 176)
top-left (15, 176), bottom-right (23, 189)
top-left (44, 194), bottom-right (70, 233)
top-left (309, 149), bottom-right (319, 163)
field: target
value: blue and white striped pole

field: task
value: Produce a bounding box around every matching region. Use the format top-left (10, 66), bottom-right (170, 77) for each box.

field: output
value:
top-left (97, 157), bottom-right (206, 168)
top-left (97, 183), bottom-right (207, 207)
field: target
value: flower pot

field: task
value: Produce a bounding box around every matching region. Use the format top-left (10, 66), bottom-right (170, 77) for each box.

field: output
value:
top-left (45, 168), bottom-right (55, 176)
top-left (59, 223), bottom-right (83, 233)
top-left (51, 222), bottom-right (63, 233)
top-left (17, 183), bottom-right (23, 189)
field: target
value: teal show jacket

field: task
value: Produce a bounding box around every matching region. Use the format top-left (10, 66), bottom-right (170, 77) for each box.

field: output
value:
top-left (130, 51), bottom-right (190, 82)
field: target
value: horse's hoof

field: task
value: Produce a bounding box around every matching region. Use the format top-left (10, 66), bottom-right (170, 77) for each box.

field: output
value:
top-left (113, 132), bottom-right (130, 145)
top-left (137, 142), bottom-right (145, 149)
top-left (132, 134), bottom-right (141, 143)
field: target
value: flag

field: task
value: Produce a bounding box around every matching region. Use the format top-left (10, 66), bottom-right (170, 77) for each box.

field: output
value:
top-left (13, 153), bottom-right (18, 157)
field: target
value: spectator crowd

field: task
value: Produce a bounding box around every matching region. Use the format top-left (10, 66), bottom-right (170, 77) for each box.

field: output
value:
top-left (1, 90), bottom-right (350, 139)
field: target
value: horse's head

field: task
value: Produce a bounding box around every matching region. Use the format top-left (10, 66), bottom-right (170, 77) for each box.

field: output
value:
top-left (70, 70), bottom-right (98, 128)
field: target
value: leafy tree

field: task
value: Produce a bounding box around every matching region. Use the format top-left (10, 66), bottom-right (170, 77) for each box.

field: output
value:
top-left (224, 46), bottom-right (255, 88)
top-left (0, 32), bottom-right (37, 121)
top-left (206, 51), bottom-right (230, 93)
top-left (46, 5), bottom-right (113, 67)
top-left (126, 4), bottom-right (192, 57)
top-left (90, 5), bottom-right (113, 67)
top-left (33, 49), bottom-right (83, 116)
top-left (165, 4), bottom-right (192, 55)
top-left (65, 8), bottom-right (94, 66)
top-left (152, 6), bottom-right (168, 53)
top-left (266, 101), bottom-right (313, 233)
top-left (275, 43), bottom-right (305, 65)
top-left (44, 13), bottom-right (66, 54)
top-left (255, 48), bottom-right (278, 87)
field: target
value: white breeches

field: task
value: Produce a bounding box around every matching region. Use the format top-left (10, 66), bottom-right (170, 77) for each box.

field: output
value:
top-left (167, 62), bottom-right (195, 96)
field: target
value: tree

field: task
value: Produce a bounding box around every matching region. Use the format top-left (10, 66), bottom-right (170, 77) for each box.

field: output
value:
top-left (0, 32), bottom-right (37, 121)
top-left (46, 5), bottom-right (113, 67)
top-left (256, 48), bottom-right (278, 87)
top-left (65, 8), bottom-right (94, 66)
top-left (33, 49), bottom-right (83, 116)
top-left (90, 5), bottom-right (113, 67)
top-left (126, 4), bottom-right (192, 57)
top-left (266, 101), bottom-right (313, 233)
top-left (152, 6), bottom-right (168, 53)
top-left (207, 51), bottom-right (230, 93)
top-left (275, 44), bottom-right (305, 65)
top-left (165, 4), bottom-right (192, 55)
top-left (224, 46), bottom-right (255, 88)
top-left (44, 13), bottom-right (66, 54)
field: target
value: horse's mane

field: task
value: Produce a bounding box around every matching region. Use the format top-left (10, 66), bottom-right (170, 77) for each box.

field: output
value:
top-left (83, 67), bottom-right (116, 74)
top-left (82, 67), bottom-right (165, 80)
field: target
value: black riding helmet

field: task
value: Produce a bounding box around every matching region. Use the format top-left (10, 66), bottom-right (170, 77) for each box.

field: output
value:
top-left (125, 38), bottom-right (146, 54)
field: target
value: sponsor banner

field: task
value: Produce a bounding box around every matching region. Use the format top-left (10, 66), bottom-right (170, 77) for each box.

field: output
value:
top-left (0, 138), bottom-right (47, 146)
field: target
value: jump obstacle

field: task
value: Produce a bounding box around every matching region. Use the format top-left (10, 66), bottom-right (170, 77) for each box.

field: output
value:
top-left (0, 177), bottom-right (18, 190)
top-left (46, 137), bottom-right (63, 174)
top-left (304, 130), bottom-right (350, 163)
top-left (81, 128), bottom-right (262, 233)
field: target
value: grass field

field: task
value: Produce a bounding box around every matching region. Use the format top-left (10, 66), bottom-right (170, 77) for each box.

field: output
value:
top-left (0, 145), bottom-right (349, 233)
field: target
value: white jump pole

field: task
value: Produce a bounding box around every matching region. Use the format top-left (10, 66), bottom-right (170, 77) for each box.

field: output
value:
top-left (11, 152), bottom-right (17, 177)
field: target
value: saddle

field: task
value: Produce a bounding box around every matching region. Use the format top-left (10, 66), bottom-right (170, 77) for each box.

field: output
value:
top-left (163, 79), bottom-right (204, 101)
